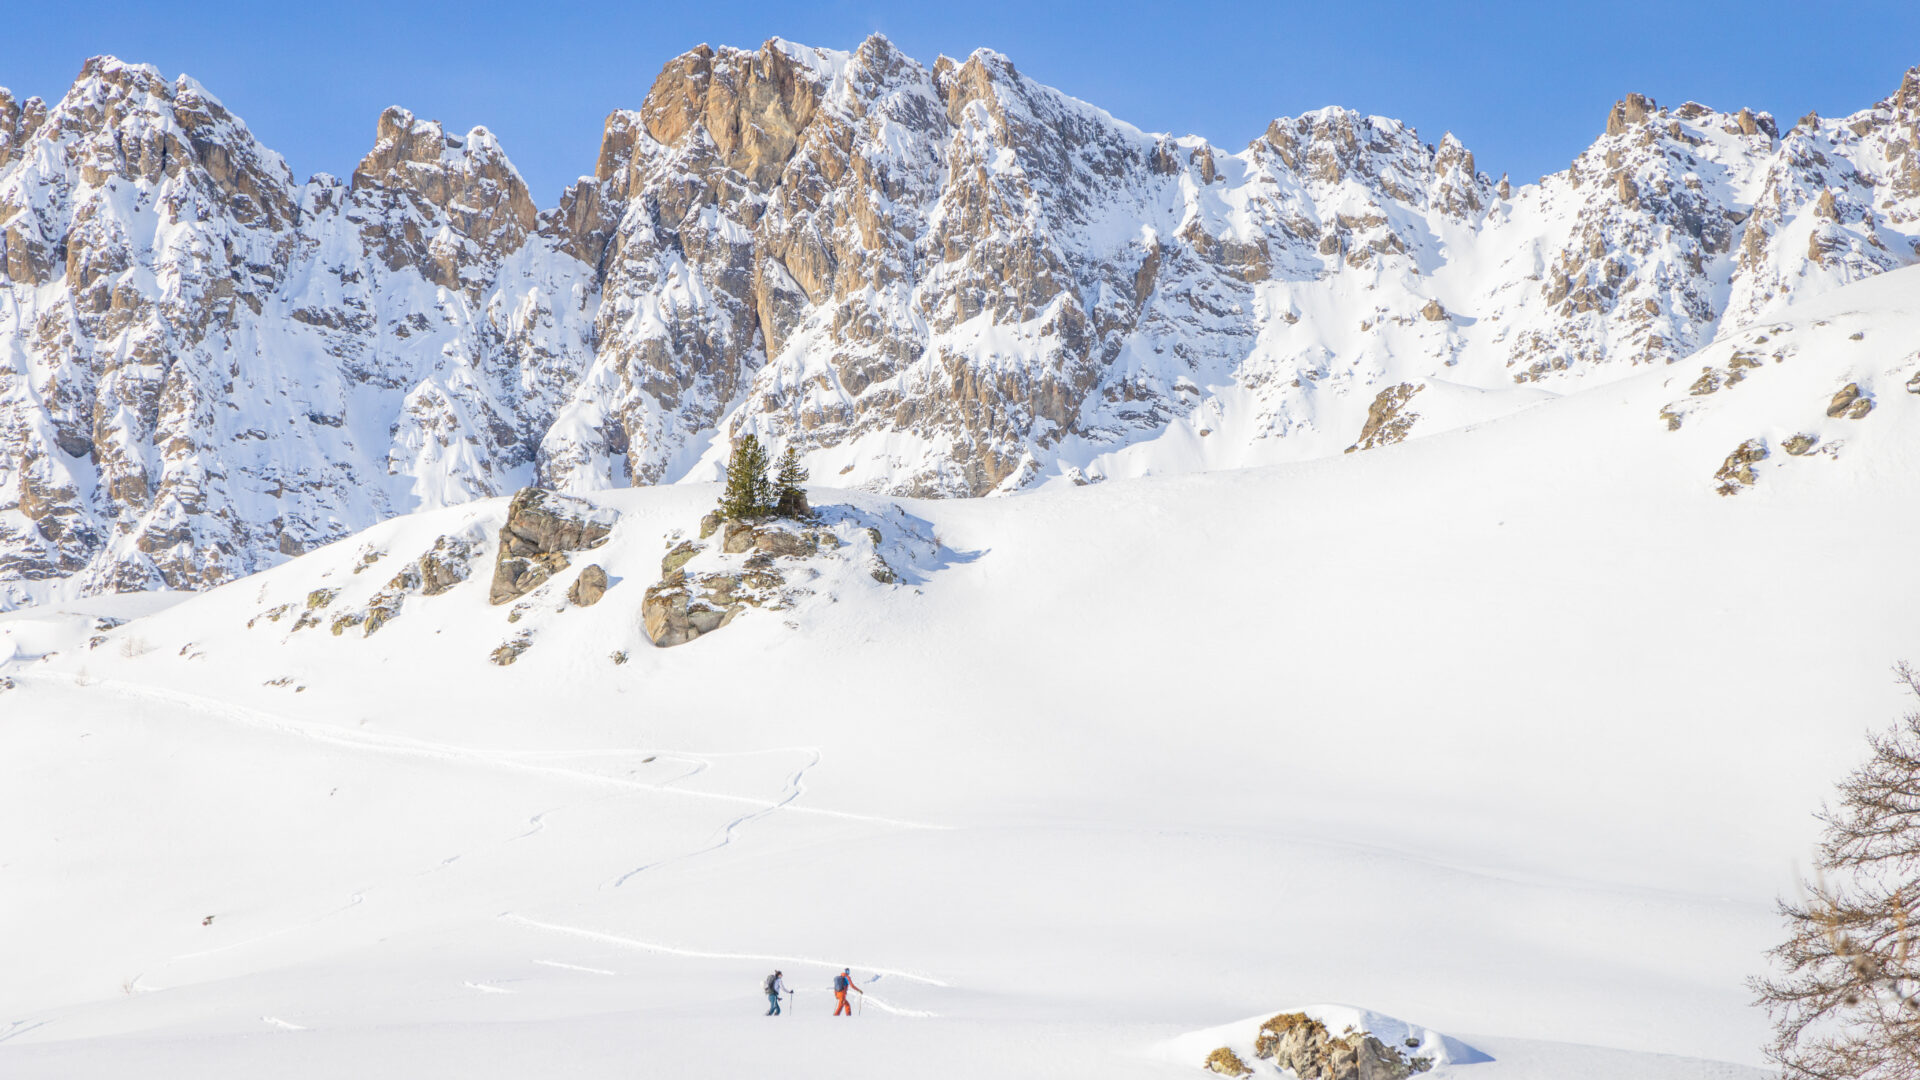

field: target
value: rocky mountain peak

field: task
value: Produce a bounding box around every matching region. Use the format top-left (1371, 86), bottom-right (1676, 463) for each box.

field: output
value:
top-left (638, 38), bottom-right (827, 191)
top-left (8, 55), bottom-right (297, 235)
top-left (1429, 131), bottom-right (1488, 218)
top-left (349, 105), bottom-right (537, 288)
top-left (848, 32), bottom-right (916, 95)
top-left (1606, 92), bottom-right (1657, 135)
top-left (0, 87), bottom-right (48, 171)
top-left (1893, 64), bottom-right (1920, 116)
top-left (1260, 108), bottom-right (1431, 205)
top-left (936, 47), bottom-right (1022, 127)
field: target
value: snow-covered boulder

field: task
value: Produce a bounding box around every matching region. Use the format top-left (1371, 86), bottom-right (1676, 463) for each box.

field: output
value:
top-left (1167, 1005), bottom-right (1481, 1080)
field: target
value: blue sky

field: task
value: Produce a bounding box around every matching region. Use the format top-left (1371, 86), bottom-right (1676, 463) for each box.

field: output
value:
top-left (4, 1), bottom-right (1917, 203)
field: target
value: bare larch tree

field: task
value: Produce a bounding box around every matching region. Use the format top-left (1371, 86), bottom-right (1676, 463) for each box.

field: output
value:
top-left (1756, 663), bottom-right (1920, 1079)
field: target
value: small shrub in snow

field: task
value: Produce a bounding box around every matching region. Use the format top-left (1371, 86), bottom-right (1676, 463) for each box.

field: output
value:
top-left (1204, 1046), bottom-right (1252, 1076)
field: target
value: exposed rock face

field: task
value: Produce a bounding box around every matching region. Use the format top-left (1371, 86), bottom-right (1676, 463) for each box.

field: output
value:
top-left (1347, 383), bottom-right (1424, 452)
top-left (567, 563), bottom-right (608, 606)
top-left (243, 523), bottom-right (487, 640)
top-left (0, 57), bottom-right (596, 607)
top-left (1253, 1013), bottom-right (1431, 1080)
top-left (417, 535), bottom-right (478, 596)
top-left (722, 518), bottom-right (818, 557)
top-left (1826, 382), bottom-right (1874, 418)
top-left (640, 511), bottom-right (888, 647)
top-left (351, 107), bottom-right (537, 294)
top-left (1606, 93), bottom-right (1656, 136)
top-left (641, 576), bottom-right (747, 648)
top-left (1714, 437), bottom-right (1770, 494)
top-left (5, 47), bottom-right (1920, 607)
top-left (489, 632), bottom-right (532, 666)
top-left (642, 516), bottom-right (816, 647)
top-left (488, 487), bottom-right (616, 604)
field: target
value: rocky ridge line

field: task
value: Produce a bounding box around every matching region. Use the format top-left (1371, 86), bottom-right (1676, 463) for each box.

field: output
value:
top-left (3, 44), bottom-right (1918, 607)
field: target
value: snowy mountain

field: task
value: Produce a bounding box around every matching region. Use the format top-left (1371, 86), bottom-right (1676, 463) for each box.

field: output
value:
top-left (3, 41), bottom-right (1919, 608)
top-left (3, 262), bottom-right (1917, 1076)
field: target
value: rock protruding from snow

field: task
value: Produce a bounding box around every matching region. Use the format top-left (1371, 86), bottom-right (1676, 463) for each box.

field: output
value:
top-left (1168, 1005), bottom-right (1475, 1080)
top-left (488, 488), bottom-right (617, 605)
top-left (350, 106), bottom-right (539, 294)
top-left (641, 517), bottom-right (824, 647)
top-left (1346, 383), bottom-right (1424, 453)
top-left (1253, 1011), bottom-right (1431, 1079)
top-left (639, 501), bottom-right (936, 647)
top-left (568, 563), bottom-right (609, 607)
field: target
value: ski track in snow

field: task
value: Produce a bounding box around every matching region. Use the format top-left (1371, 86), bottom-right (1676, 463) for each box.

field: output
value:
top-left (0, 1019), bottom-right (51, 1044)
top-left (610, 748), bottom-right (821, 888)
top-left (17, 673), bottom-right (942, 831)
top-left (501, 914), bottom-right (945, 1016)
top-left (509, 810), bottom-right (554, 841)
top-left (23, 646), bottom-right (950, 1019)
top-left (260, 1015), bottom-right (305, 1031)
top-left (14, 675), bottom-right (942, 998)
top-left (654, 754), bottom-right (708, 788)
top-left (532, 960), bottom-right (617, 976)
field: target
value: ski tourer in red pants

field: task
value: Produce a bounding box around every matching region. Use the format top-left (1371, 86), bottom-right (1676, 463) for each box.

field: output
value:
top-left (832, 968), bottom-right (863, 1015)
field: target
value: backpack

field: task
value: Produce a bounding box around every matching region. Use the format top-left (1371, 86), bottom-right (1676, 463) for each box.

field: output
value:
top-left (834, 973), bottom-right (849, 992)
top-left (764, 973), bottom-right (778, 994)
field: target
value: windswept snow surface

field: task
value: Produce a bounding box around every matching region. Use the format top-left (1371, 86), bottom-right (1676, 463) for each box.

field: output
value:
top-left (5, 269), bottom-right (1920, 1076)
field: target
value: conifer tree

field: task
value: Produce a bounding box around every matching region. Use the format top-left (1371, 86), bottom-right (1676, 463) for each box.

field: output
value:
top-left (718, 434), bottom-right (773, 520)
top-left (774, 445), bottom-right (810, 518)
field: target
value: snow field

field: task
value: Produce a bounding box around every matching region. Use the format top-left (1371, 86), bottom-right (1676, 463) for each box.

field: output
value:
top-left (5, 268), bottom-right (1920, 1075)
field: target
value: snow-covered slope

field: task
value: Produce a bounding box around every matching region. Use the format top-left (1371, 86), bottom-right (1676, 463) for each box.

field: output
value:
top-left (3, 265), bottom-right (1917, 1076)
top-left (4, 42), bottom-right (1919, 607)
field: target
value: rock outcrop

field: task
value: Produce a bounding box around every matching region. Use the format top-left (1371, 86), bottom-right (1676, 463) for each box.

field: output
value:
top-left (1714, 437), bottom-right (1770, 494)
top-left (1346, 383), bottom-right (1424, 452)
top-left (1253, 1012), bottom-right (1432, 1080)
top-left (639, 507), bottom-right (913, 647)
top-left (641, 517), bottom-right (823, 647)
top-left (1826, 382), bottom-right (1874, 418)
top-left (488, 488), bottom-right (617, 605)
top-left (249, 525), bottom-right (484, 639)
top-left (417, 535), bottom-right (480, 596)
top-left (568, 563), bottom-right (608, 606)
